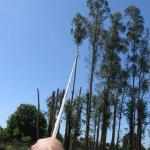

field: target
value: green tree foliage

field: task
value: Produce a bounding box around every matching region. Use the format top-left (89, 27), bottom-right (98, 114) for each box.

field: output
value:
top-left (84, 1), bottom-right (110, 149)
top-left (0, 127), bottom-right (8, 142)
top-left (71, 13), bottom-right (87, 47)
top-left (71, 87), bottom-right (83, 150)
top-left (98, 11), bottom-right (126, 150)
top-left (125, 5), bottom-right (150, 150)
top-left (69, 1), bottom-right (149, 150)
top-left (7, 104), bottom-right (47, 142)
top-left (63, 12), bottom-right (87, 150)
top-left (136, 30), bottom-right (150, 150)
top-left (47, 89), bottom-right (65, 138)
top-left (64, 88), bottom-right (83, 150)
top-left (116, 69), bottom-right (128, 150)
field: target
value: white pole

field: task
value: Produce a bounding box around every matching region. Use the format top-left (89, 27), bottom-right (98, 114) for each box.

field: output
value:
top-left (52, 52), bottom-right (78, 138)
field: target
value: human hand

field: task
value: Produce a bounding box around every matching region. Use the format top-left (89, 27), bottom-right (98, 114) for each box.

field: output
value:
top-left (31, 137), bottom-right (64, 150)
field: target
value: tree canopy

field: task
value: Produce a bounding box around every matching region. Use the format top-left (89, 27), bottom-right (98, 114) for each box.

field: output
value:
top-left (7, 104), bottom-right (47, 142)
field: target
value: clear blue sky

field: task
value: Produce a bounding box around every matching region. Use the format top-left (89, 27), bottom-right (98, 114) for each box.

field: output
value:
top-left (0, 0), bottom-right (150, 146)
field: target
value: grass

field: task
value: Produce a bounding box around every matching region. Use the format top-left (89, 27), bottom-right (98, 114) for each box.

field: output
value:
top-left (0, 143), bottom-right (30, 150)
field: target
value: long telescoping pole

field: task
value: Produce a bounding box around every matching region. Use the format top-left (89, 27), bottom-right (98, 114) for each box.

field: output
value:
top-left (52, 51), bottom-right (79, 138)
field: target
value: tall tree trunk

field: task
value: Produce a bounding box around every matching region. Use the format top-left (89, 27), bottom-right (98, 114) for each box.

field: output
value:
top-left (116, 92), bottom-right (125, 150)
top-left (85, 92), bottom-right (90, 150)
top-left (71, 45), bottom-right (79, 103)
top-left (96, 106), bottom-right (101, 150)
top-left (137, 74), bottom-right (142, 150)
top-left (67, 45), bottom-right (79, 150)
top-left (64, 119), bottom-right (68, 148)
top-left (130, 75), bottom-right (135, 150)
top-left (100, 89), bottom-right (110, 150)
top-left (57, 90), bottom-right (65, 137)
top-left (111, 92), bottom-right (118, 149)
top-left (54, 89), bottom-right (59, 126)
top-left (48, 91), bottom-right (56, 136)
top-left (67, 113), bottom-right (72, 150)
top-left (100, 73), bottom-right (110, 150)
top-left (93, 119), bottom-right (97, 150)
top-left (130, 46), bottom-right (137, 150)
top-left (64, 100), bottom-right (71, 150)
top-left (100, 117), bottom-right (108, 150)
top-left (85, 45), bottom-right (96, 150)
top-left (72, 87), bottom-right (82, 150)
top-left (36, 88), bottom-right (40, 140)
top-left (137, 101), bottom-right (142, 150)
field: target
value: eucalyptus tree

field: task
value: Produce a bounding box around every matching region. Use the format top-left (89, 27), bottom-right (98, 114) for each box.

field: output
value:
top-left (107, 12), bottom-right (126, 149)
top-left (136, 30), bottom-right (150, 150)
top-left (98, 11), bottom-right (126, 150)
top-left (116, 69), bottom-right (128, 150)
top-left (85, 1), bottom-right (110, 149)
top-left (125, 6), bottom-right (145, 150)
top-left (71, 12), bottom-right (87, 103)
top-left (63, 13), bottom-right (87, 150)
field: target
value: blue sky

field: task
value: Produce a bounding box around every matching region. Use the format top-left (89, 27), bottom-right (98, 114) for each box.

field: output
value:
top-left (0, 0), bottom-right (150, 147)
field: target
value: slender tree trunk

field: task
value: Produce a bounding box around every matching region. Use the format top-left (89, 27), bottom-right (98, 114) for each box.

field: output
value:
top-left (100, 90), bottom-right (109, 150)
top-left (57, 90), bottom-right (65, 137)
top-left (96, 106), bottom-right (101, 150)
top-left (36, 88), bottom-right (40, 140)
top-left (48, 91), bottom-right (56, 136)
top-left (71, 45), bottom-right (79, 103)
top-left (64, 100), bottom-right (72, 150)
top-left (130, 46), bottom-right (137, 150)
top-left (72, 87), bottom-right (82, 150)
top-left (85, 45), bottom-right (96, 150)
top-left (93, 119), bottom-right (97, 150)
top-left (85, 92), bottom-right (90, 150)
top-left (137, 74), bottom-right (142, 150)
top-left (66, 45), bottom-right (79, 150)
top-left (100, 73), bottom-right (110, 150)
top-left (130, 75), bottom-right (135, 150)
top-left (137, 101), bottom-right (142, 150)
top-left (54, 89), bottom-right (59, 125)
top-left (100, 118), bottom-right (108, 150)
top-left (67, 114), bottom-right (72, 150)
top-left (64, 119), bottom-right (68, 148)
top-left (116, 92), bottom-right (125, 150)
top-left (111, 92), bottom-right (118, 149)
